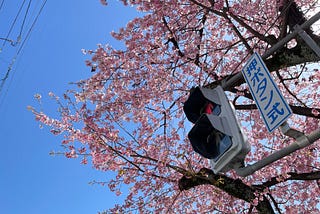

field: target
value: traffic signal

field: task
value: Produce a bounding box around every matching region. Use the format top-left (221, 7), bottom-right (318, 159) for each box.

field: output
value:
top-left (183, 86), bottom-right (250, 173)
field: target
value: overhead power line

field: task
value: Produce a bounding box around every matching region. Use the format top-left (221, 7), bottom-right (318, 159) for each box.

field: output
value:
top-left (0, 0), bottom-right (48, 107)
top-left (0, 0), bottom-right (5, 12)
top-left (17, 0), bottom-right (33, 46)
top-left (0, 0), bottom-right (27, 51)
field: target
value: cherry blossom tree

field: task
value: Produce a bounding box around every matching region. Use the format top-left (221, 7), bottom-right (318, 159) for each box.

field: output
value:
top-left (30, 0), bottom-right (320, 213)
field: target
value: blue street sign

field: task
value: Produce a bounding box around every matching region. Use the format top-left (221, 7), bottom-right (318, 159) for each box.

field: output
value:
top-left (242, 52), bottom-right (292, 132)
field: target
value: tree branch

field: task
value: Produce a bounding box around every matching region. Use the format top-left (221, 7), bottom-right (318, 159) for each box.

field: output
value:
top-left (234, 103), bottom-right (320, 119)
top-left (224, 10), bottom-right (253, 53)
top-left (227, 11), bottom-right (278, 45)
top-left (275, 69), bottom-right (307, 107)
top-left (162, 16), bottom-right (184, 57)
top-left (194, 10), bottom-right (208, 66)
top-left (178, 167), bottom-right (275, 213)
top-left (255, 171), bottom-right (320, 189)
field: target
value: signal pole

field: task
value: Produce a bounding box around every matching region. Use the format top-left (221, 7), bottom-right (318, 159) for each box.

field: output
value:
top-left (236, 123), bottom-right (320, 177)
top-left (228, 12), bottom-right (320, 177)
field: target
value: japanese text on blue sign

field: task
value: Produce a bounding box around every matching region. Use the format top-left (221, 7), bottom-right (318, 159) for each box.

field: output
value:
top-left (242, 52), bottom-right (292, 132)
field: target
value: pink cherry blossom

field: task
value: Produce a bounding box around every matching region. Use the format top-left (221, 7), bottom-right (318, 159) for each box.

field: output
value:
top-left (31, 1), bottom-right (320, 213)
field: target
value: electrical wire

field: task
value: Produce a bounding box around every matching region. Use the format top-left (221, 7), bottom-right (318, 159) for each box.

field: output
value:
top-left (0, 0), bottom-right (48, 108)
top-left (15, 0), bottom-right (33, 46)
top-left (0, 0), bottom-right (4, 12)
top-left (15, 0), bottom-right (46, 61)
top-left (1, 0), bottom-right (33, 48)
top-left (0, 0), bottom-right (27, 50)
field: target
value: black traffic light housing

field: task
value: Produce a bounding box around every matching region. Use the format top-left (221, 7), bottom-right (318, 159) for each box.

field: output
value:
top-left (183, 86), bottom-right (250, 173)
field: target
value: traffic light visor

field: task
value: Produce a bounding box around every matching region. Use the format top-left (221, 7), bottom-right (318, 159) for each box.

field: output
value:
top-left (188, 114), bottom-right (232, 159)
top-left (183, 87), bottom-right (221, 123)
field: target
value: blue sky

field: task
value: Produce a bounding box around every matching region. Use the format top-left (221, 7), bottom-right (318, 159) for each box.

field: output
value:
top-left (0, 1), bottom-right (138, 213)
